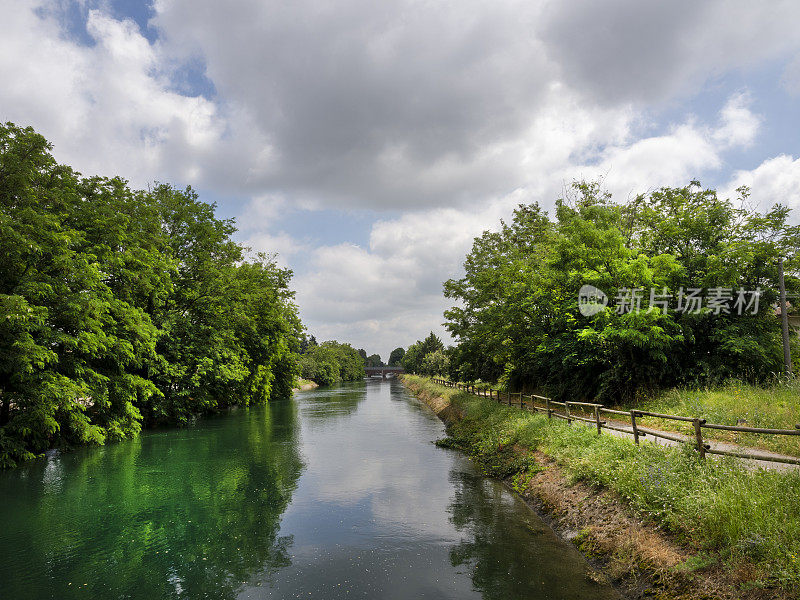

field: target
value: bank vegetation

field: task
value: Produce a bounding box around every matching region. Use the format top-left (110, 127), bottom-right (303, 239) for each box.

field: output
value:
top-left (405, 375), bottom-right (800, 598)
top-left (0, 123), bottom-right (303, 467)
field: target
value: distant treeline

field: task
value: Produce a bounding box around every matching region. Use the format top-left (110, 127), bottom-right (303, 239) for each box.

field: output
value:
top-left (297, 339), bottom-right (408, 385)
top-left (442, 181), bottom-right (799, 403)
top-left (0, 123), bottom-right (302, 467)
top-left (401, 333), bottom-right (448, 376)
top-left (298, 337), bottom-right (365, 386)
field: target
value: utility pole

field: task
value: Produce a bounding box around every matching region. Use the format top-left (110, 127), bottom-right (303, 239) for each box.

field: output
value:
top-left (778, 258), bottom-right (793, 378)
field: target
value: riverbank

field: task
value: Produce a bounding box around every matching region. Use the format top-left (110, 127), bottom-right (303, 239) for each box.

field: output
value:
top-left (619, 382), bottom-right (800, 458)
top-left (401, 375), bottom-right (800, 600)
top-left (293, 378), bottom-right (319, 392)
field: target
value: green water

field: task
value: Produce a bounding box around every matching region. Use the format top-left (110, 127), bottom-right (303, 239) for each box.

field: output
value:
top-left (0, 380), bottom-right (619, 599)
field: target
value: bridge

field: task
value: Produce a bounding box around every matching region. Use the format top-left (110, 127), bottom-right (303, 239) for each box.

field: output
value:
top-left (364, 366), bottom-right (405, 379)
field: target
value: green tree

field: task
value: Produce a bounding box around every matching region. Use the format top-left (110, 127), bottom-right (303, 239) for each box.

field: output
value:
top-left (0, 123), bottom-right (304, 467)
top-left (421, 349), bottom-right (450, 376)
top-left (444, 181), bottom-right (799, 402)
top-left (365, 354), bottom-right (384, 367)
top-left (402, 332), bottom-right (445, 374)
top-left (299, 341), bottom-right (365, 385)
top-left (388, 347), bottom-right (405, 366)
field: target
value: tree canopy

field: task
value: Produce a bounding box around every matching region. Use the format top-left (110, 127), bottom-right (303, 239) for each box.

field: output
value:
top-left (388, 347), bottom-right (405, 366)
top-left (298, 341), bottom-right (365, 386)
top-left (402, 332), bottom-right (445, 374)
top-left (443, 181), bottom-right (799, 403)
top-left (0, 123), bottom-right (303, 467)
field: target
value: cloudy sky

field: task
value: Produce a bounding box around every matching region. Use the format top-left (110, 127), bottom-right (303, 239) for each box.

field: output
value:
top-left (3, 0), bottom-right (800, 358)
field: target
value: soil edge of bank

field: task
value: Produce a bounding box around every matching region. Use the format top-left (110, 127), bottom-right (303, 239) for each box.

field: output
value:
top-left (401, 375), bottom-right (790, 600)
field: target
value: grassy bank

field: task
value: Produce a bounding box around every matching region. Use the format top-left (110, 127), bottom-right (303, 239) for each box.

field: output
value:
top-left (404, 375), bottom-right (800, 596)
top-left (293, 378), bottom-right (319, 392)
top-left (624, 381), bottom-right (800, 457)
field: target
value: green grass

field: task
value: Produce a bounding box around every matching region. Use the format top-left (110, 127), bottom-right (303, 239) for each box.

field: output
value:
top-left (628, 380), bottom-right (800, 456)
top-left (407, 376), bottom-right (800, 590)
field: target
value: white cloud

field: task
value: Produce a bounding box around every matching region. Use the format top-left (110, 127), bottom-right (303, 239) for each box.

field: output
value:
top-left (538, 0), bottom-right (800, 106)
top-left (293, 199), bottom-right (517, 354)
top-left (712, 92), bottom-right (760, 148)
top-left (0, 3), bottom-right (230, 188)
top-left (294, 95), bottom-right (767, 355)
top-left (721, 155), bottom-right (800, 220)
top-left (3, 1), bottom-right (798, 358)
top-left (241, 232), bottom-right (308, 269)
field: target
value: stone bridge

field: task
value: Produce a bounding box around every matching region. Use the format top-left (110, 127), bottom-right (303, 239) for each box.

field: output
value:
top-left (364, 366), bottom-right (405, 379)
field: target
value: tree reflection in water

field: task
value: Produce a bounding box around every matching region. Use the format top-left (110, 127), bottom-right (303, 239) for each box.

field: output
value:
top-left (446, 470), bottom-right (618, 600)
top-left (0, 400), bottom-right (304, 600)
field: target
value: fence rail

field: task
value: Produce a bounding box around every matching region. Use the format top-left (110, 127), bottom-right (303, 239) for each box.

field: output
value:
top-left (430, 378), bottom-right (800, 466)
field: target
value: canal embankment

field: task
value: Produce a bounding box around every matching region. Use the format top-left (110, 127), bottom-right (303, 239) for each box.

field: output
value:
top-left (401, 375), bottom-right (800, 600)
top-left (293, 378), bottom-right (319, 392)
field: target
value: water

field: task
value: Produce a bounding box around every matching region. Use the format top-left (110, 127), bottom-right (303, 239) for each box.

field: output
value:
top-left (0, 380), bottom-right (619, 599)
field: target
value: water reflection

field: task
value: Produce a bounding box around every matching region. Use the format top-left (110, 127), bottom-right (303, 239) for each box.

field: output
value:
top-left (0, 380), bottom-right (619, 600)
top-left (447, 471), bottom-right (617, 599)
top-left (0, 400), bottom-right (304, 600)
top-left (298, 384), bottom-right (365, 425)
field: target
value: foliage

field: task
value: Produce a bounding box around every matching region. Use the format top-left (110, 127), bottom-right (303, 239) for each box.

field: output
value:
top-left (387, 347), bottom-right (405, 366)
top-left (299, 334), bottom-right (317, 354)
top-left (402, 332), bottom-right (445, 374)
top-left (407, 376), bottom-right (800, 589)
top-left (444, 181), bottom-right (800, 403)
top-left (298, 341), bottom-right (365, 386)
top-left (364, 353), bottom-right (384, 367)
top-left (420, 349), bottom-right (450, 376)
top-left (0, 122), bottom-right (303, 467)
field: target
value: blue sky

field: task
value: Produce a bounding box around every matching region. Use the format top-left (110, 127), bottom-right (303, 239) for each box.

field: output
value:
top-left (3, 0), bottom-right (800, 358)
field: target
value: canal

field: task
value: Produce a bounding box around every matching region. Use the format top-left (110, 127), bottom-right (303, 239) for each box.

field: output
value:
top-left (0, 379), bottom-right (619, 599)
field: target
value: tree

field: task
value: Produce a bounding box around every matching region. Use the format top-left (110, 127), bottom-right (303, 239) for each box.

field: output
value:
top-left (0, 122), bottom-right (304, 467)
top-left (299, 341), bottom-right (365, 385)
top-left (365, 354), bottom-right (384, 367)
top-left (421, 349), bottom-right (450, 376)
top-left (388, 347), bottom-right (405, 366)
top-left (299, 334), bottom-right (317, 354)
top-left (402, 332), bottom-right (445, 374)
top-left (444, 181), bottom-right (799, 402)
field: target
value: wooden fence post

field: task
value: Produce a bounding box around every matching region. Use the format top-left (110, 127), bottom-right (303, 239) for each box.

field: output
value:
top-left (565, 401), bottom-right (571, 425)
top-left (693, 419), bottom-right (706, 459)
top-left (546, 397), bottom-right (552, 419)
top-left (630, 410), bottom-right (640, 445)
top-left (594, 405), bottom-right (601, 435)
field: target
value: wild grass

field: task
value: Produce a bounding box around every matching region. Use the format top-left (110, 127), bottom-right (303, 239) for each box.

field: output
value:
top-left (407, 376), bottom-right (800, 590)
top-left (628, 380), bottom-right (800, 456)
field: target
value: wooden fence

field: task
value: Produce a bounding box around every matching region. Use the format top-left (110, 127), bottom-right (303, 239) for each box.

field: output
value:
top-left (431, 378), bottom-right (800, 466)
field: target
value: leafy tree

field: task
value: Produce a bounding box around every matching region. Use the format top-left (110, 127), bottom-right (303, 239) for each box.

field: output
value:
top-left (365, 354), bottom-right (384, 367)
top-left (401, 343), bottom-right (423, 374)
top-left (421, 349), bottom-right (450, 376)
top-left (402, 332), bottom-right (445, 374)
top-left (388, 347), bottom-right (405, 367)
top-left (444, 181), bottom-right (799, 403)
top-left (299, 341), bottom-right (365, 385)
top-left (299, 334), bottom-right (317, 354)
top-left (0, 123), bottom-right (303, 467)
